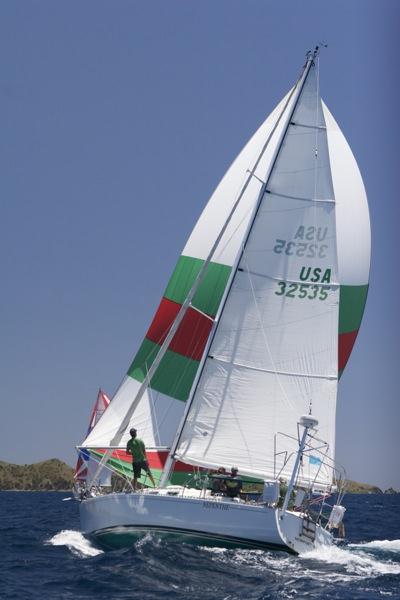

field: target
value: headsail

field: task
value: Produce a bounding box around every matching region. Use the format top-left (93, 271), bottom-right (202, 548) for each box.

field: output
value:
top-left (81, 91), bottom-right (298, 451)
top-left (174, 58), bottom-right (370, 486)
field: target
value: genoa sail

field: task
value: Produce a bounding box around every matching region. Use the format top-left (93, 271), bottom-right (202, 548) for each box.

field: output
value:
top-left (81, 92), bottom-right (297, 453)
top-left (174, 60), bottom-right (370, 486)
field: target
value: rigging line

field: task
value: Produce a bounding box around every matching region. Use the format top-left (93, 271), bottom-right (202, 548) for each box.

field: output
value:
top-left (312, 57), bottom-right (320, 276)
top-left (89, 315), bottom-right (206, 444)
top-left (211, 203), bottom-right (252, 260)
top-left (144, 363), bottom-right (162, 445)
top-left (149, 322), bottom-right (209, 411)
top-left (241, 249), bottom-right (296, 412)
top-left (189, 304), bottom-right (214, 321)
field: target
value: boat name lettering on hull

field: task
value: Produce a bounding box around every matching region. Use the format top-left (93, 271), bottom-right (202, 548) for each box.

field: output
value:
top-left (203, 501), bottom-right (229, 511)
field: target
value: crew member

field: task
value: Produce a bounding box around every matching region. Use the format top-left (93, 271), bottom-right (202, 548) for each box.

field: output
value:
top-left (126, 428), bottom-right (156, 491)
top-left (224, 467), bottom-right (242, 498)
top-left (211, 467), bottom-right (227, 495)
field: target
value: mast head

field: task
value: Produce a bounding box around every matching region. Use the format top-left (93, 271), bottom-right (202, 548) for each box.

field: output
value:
top-left (300, 415), bottom-right (319, 429)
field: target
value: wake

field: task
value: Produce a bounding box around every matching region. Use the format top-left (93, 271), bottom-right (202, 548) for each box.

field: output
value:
top-left (301, 539), bottom-right (400, 577)
top-left (203, 539), bottom-right (400, 580)
top-left (349, 539), bottom-right (400, 553)
top-left (47, 530), bottom-right (104, 558)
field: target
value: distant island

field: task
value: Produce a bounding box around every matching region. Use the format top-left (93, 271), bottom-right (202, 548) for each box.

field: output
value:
top-left (0, 459), bottom-right (74, 491)
top-left (0, 459), bottom-right (398, 494)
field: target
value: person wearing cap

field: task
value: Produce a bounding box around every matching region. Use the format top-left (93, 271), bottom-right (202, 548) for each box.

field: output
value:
top-left (224, 467), bottom-right (242, 498)
top-left (126, 428), bottom-right (156, 491)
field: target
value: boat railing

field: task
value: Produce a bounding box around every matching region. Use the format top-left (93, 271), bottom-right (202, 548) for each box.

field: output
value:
top-left (273, 429), bottom-right (347, 528)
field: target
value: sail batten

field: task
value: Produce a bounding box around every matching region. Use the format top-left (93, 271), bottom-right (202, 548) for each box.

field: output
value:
top-left (209, 355), bottom-right (337, 380)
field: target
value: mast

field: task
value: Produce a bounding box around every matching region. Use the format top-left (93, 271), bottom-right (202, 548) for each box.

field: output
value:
top-left (280, 415), bottom-right (318, 515)
top-left (159, 47), bottom-right (320, 487)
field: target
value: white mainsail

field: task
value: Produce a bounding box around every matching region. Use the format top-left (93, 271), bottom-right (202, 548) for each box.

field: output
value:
top-left (174, 61), bottom-right (339, 486)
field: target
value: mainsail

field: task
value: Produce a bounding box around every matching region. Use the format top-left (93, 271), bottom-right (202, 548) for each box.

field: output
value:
top-left (174, 59), bottom-right (370, 486)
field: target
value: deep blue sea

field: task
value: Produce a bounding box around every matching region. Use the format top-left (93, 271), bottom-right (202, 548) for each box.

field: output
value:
top-left (1, 492), bottom-right (399, 599)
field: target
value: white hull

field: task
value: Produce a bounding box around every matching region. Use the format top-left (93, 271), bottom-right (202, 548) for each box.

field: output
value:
top-left (80, 489), bottom-right (332, 554)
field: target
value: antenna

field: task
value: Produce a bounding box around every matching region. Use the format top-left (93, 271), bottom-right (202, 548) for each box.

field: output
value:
top-left (305, 43), bottom-right (327, 64)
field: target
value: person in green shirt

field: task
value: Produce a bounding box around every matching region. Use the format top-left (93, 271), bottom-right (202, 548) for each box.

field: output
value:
top-left (126, 428), bottom-right (156, 491)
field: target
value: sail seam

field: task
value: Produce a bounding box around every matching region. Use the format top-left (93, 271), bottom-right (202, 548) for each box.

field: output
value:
top-left (266, 190), bottom-right (335, 204)
top-left (208, 354), bottom-right (337, 381)
top-left (236, 267), bottom-right (340, 287)
top-left (290, 121), bottom-right (327, 130)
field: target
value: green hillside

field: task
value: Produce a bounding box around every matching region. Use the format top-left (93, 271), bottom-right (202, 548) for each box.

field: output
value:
top-left (0, 459), bottom-right (74, 491)
top-left (346, 480), bottom-right (383, 494)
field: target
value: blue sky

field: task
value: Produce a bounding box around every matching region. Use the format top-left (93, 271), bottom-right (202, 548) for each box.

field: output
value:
top-left (1, 1), bottom-right (399, 490)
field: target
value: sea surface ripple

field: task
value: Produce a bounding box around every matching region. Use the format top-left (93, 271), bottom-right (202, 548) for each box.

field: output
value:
top-left (1, 492), bottom-right (399, 599)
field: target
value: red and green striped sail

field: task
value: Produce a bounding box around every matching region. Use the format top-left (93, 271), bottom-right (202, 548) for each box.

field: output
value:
top-left (127, 256), bottom-right (231, 401)
top-left (87, 448), bottom-right (200, 487)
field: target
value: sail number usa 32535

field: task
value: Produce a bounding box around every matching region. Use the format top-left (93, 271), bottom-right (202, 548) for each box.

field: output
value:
top-left (275, 267), bottom-right (332, 301)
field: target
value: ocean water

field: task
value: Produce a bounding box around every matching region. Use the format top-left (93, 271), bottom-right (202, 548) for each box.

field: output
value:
top-left (1, 492), bottom-right (399, 599)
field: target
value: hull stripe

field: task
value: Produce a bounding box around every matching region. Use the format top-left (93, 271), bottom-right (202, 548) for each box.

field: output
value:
top-left (90, 524), bottom-right (293, 553)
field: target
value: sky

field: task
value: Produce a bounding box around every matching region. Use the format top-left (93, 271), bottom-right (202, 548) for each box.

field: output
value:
top-left (1, 1), bottom-right (399, 490)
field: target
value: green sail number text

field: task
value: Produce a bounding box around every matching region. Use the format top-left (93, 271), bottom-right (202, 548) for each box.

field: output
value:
top-left (275, 282), bottom-right (330, 301)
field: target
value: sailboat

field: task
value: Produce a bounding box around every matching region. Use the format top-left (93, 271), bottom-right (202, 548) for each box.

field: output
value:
top-left (74, 389), bottom-right (111, 487)
top-left (76, 47), bottom-right (370, 554)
